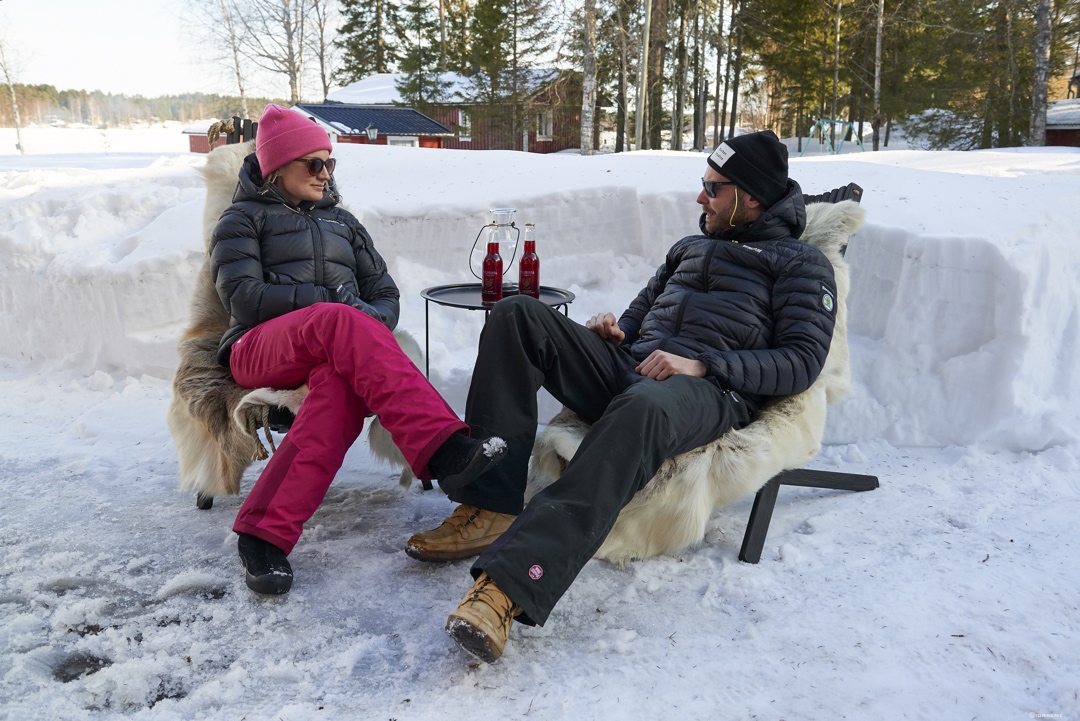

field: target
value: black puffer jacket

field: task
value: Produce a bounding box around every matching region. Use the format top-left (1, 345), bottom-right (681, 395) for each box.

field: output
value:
top-left (210, 154), bottom-right (400, 365)
top-left (618, 180), bottom-right (836, 411)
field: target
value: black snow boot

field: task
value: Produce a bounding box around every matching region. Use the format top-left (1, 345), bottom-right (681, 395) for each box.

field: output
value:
top-left (237, 533), bottom-right (293, 595)
top-left (427, 432), bottom-right (508, 494)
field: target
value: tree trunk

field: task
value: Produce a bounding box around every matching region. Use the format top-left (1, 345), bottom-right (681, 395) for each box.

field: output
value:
top-left (635, 0), bottom-right (654, 150)
top-left (872, 0), bottom-right (883, 151)
top-left (830, 0), bottom-right (843, 149)
top-left (0, 42), bottom-right (24, 154)
top-left (1030, 0), bottom-right (1052, 146)
top-left (672, 5), bottom-right (688, 150)
top-left (692, 6), bottom-right (703, 150)
top-left (615, 0), bottom-right (630, 152)
top-left (439, 0), bottom-right (447, 71)
top-left (646, 0), bottom-right (669, 149)
top-left (581, 0), bottom-right (597, 154)
top-left (220, 0), bottom-right (250, 117)
top-left (712, 0), bottom-right (724, 147)
top-left (727, 0), bottom-right (742, 140)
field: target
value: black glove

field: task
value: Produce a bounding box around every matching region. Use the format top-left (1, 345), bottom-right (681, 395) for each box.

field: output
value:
top-left (330, 284), bottom-right (380, 319)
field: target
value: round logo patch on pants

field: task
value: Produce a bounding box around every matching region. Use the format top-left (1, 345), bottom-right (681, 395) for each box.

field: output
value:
top-left (528, 565), bottom-right (544, 580)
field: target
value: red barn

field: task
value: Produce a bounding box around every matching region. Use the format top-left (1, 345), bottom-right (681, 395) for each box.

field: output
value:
top-left (1046, 98), bottom-right (1080, 147)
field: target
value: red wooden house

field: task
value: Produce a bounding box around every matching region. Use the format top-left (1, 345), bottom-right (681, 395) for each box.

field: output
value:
top-left (327, 71), bottom-right (598, 153)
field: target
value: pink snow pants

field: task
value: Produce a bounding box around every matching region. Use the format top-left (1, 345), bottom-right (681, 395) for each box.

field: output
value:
top-left (228, 302), bottom-right (468, 554)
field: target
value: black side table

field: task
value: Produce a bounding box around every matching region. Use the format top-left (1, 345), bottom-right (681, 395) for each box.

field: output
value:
top-left (420, 283), bottom-right (575, 377)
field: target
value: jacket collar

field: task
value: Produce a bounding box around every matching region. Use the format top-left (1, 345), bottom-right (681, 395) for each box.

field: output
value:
top-left (699, 178), bottom-right (806, 243)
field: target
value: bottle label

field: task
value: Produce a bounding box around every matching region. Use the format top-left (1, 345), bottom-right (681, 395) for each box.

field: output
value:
top-left (482, 269), bottom-right (502, 302)
top-left (519, 270), bottom-right (538, 298)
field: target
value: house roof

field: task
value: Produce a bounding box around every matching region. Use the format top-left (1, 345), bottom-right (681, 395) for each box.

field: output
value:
top-left (1047, 98), bottom-right (1080, 129)
top-left (294, 104), bottom-right (453, 137)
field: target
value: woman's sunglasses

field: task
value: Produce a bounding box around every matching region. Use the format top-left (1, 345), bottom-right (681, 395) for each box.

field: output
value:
top-left (701, 178), bottom-right (738, 198)
top-left (292, 157), bottom-right (337, 176)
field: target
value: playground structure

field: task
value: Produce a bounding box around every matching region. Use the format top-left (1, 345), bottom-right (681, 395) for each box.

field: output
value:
top-left (799, 118), bottom-right (867, 156)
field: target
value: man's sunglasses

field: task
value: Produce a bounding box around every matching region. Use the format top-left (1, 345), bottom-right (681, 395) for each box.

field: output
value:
top-left (701, 178), bottom-right (738, 198)
top-left (292, 157), bottom-right (337, 176)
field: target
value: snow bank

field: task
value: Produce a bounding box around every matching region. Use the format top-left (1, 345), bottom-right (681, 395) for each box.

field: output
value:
top-left (3, 143), bottom-right (1079, 451)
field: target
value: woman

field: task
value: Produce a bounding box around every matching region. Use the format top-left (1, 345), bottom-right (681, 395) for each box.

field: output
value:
top-left (209, 104), bottom-right (504, 595)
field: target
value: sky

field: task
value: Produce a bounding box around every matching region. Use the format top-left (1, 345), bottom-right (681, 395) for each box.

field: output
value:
top-left (0, 0), bottom-right (286, 98)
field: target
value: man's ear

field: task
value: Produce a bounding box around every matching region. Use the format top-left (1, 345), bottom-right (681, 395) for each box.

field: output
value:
top-left (743, 193), bottom-right (762, 209)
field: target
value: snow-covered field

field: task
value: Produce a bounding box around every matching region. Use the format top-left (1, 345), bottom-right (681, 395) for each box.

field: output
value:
top-left (1, 126), bottom-right (1078, 720)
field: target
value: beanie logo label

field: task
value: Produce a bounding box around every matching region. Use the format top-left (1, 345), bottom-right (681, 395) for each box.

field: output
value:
top-left (822, 290), bottom-right (835, 312)
top-left (709, 142), bottom-right (735, 167)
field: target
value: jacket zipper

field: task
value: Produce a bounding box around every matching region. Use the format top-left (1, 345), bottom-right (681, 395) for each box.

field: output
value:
top-left (309, 213), bottom-right (326, 286)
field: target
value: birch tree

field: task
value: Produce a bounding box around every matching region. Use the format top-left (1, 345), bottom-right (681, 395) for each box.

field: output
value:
top-left (581, 0), bottom-right (598, 154)
top-left (308, 0), bottom-right (339, 101)
top-left (1030, 0), bottom-right (1052, 145)
top-left (239, 0), bottom-right (312, 104)
top-left (0, 33), bottom-right (25, 154)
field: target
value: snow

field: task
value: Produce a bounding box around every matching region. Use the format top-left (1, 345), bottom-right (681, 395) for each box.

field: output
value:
top-left (1, 126), bottom-right (1079, 720)
top-left (327, 72), bottom-right (474, 105)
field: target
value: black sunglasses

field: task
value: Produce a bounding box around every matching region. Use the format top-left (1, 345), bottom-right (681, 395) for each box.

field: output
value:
top-left (292, 157), bottom-right (337, 176)
top-left (701, 178), bottom-right (738, 198)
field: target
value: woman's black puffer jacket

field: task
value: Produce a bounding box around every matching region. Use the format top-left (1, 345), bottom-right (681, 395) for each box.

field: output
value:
top-left (209, 153), bottom-right (400, 365)
top-left (617, 179), bottom-right (837, 411)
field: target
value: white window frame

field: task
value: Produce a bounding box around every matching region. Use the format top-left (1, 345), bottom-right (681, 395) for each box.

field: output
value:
top-left (458, 109), bottom-right (472, 141)
top-left (537, 109), bottom-right (554, 140)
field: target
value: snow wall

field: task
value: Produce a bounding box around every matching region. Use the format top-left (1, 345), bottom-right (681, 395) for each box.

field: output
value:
top-left (2, 145), bottom-right (1078, 453)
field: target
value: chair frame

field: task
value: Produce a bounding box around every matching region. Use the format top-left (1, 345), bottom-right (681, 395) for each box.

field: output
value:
top-left (738, 468), bottom-right (879, 563)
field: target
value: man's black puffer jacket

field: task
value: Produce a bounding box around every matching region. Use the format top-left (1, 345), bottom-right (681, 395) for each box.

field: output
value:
top-left (210, 153), bottom-right (400, 365)
top-left (617, 179), bottom-right (837, 411)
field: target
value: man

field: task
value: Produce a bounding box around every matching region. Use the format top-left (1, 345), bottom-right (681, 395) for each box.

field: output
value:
top-left (408, 130), bottom-right (838, 663)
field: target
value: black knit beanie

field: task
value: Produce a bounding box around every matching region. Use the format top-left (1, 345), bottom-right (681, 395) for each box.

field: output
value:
top-left (706, 130), bottom-right (789, 208)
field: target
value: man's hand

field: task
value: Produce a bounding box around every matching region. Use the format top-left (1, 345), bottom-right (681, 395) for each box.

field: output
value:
top-left (586, 312), bottom-right (625, 346)
top-left (635, 350), bottom-right (706, 380)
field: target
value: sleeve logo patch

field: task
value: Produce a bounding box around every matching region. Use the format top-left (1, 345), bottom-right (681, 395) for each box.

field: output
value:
top-left (528, 565), bottom-right (544, 580)
top-left (822, 291), bottom-right (835, 312)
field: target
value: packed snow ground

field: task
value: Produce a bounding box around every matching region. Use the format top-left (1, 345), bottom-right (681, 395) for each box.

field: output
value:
top-left (0, 127), bottom-right (1078, 720)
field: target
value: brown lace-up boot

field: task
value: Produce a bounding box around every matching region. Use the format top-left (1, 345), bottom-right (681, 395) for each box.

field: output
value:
top-left (446, 572), bottom-right (522, 663)
top-left (405, 505), bottom-right (515, 562)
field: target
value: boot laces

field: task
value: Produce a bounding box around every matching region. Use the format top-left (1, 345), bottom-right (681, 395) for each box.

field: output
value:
top-left (469, 575), bottom-right (520, 629)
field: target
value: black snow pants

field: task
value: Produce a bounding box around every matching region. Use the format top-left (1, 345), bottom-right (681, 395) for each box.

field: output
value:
top-left (449, 295), bottom-right (752, 626)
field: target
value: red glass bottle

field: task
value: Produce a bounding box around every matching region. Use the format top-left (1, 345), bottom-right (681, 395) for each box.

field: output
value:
top-left (518, 223), bottom-right (540, 299)
top-left (481, 231), bottom-right (503, 303)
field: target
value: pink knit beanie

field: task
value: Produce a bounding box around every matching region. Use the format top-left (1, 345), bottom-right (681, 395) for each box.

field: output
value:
top-left (255, 104), bottom-right (333, 176)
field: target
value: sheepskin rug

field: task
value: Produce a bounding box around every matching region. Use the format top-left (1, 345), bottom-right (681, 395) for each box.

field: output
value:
top-left (166, 141), bottom-right (416, 503)
top-left (525, 200), bottom-right (864, 567)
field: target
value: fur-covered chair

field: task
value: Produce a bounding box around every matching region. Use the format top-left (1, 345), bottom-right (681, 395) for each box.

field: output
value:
top-left (526, 196), bottom-right (876, 567)
top-left (167, 141), bottom-right (415, 509)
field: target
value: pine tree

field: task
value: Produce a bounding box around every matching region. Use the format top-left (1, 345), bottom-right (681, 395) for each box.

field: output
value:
top-left (334, 0), bottom-right (403, 84)
top-left (444, 0), bottom-right (473, 73)
top-left (396, 0), bottom-right (453, 105)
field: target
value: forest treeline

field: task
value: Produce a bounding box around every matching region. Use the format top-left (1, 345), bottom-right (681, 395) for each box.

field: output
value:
top-left (0, 86), bottom-right (283, 128)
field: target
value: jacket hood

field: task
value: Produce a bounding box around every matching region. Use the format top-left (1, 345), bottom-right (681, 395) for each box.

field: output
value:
top-left (233, 152), bottom-right (342, 210)
top-left (699, 178), bottom-right (806, 243)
